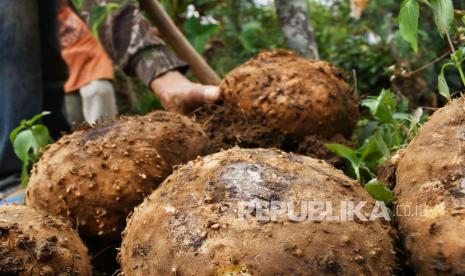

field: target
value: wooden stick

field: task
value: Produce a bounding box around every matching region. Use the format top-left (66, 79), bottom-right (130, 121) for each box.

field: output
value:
top-left (137, 0), bottom-right (221, 85)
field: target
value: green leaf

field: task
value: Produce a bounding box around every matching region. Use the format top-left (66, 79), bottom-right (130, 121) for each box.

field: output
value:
top-left (326, 143), bottom-right (361, 181)
top-left (32, 124), bottom-right (50, 149)
top-left (399, 0), bottom-right (420, 52)
top-left (362, 89), bottom-right (397, 123)
top-left (183, 16), bottom-right (220, 54)
top-left (438, 63), bottom-right (453, 101)
top-left (12, 130), bottom-right (38, 163)
top-left (430, 0), bottom-right (454, 37)
top-left (364, 179), bottom-right (394, 204)
top-left (360, 134), bottom-right (389, 170)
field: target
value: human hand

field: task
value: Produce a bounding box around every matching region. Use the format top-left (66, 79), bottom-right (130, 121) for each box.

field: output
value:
top-left (150, 70), bottom-right (221, 114)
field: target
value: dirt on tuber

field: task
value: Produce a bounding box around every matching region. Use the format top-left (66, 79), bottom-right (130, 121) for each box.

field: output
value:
top-left (120, 147), bottom-right (395, 275)
top-left (26, 111), bottom-right (210, 242)
top-left (0, 205), bottom-right (91, 275)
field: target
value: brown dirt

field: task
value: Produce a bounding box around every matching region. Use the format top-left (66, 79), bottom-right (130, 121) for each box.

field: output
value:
top-left (120, 147), bottom-right (395, 275)
top-left (0, 205), bottom-right (91, 275)
top-left (193, 102), bottom-right (352, 166)
top-left (26, 111), bottom-right (210, 242)
top-left (377, 152), bottom-right (402, 190)
top-left (395, 97), bottom-right (465, 274)
top-left (193, 102), bottom-right (286, 150)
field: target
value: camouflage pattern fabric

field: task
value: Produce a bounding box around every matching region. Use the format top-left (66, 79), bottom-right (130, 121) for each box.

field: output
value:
top-left (64, 0), bottom-right (188, 86)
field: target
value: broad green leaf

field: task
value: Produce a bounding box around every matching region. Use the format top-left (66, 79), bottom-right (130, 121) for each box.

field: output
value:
top-left (399, 0), bottom-right (419, 52)
top-left (438, 63), bottom-right (453, 101)
top-left (362, 89), bottom-right (397, 123)
top-left (13, 130), bottom-right (38, 163)
top-left (430, 0), bottom-right (454, 37)
top-left (364, 179), bottom-right (394, 204)
top-left (32, 124), bottom-right (50, 148)
top-left (326, 143), bottom-right (361, 181)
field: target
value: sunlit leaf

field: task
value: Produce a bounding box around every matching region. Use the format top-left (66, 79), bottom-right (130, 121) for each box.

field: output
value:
top-left (430, 0), bottom-right (454, 37)
top-left (438, 63), bottom-right (453, 101)
top-left (32, 124), bottom-right (51, 149)
top-left (399, 0), bottom-right (419, 52)
top-left (364, 179), bottom-right (394, 204)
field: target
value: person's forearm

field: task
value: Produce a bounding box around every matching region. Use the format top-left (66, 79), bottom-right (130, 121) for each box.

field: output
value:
top-left (129, 46), bottom-right (188, 88)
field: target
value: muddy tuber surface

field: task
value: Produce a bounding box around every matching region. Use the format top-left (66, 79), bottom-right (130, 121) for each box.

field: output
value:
top-left (194, 50), bottom-right (358, 162)
top-left (26, 111), bottom-right (210, 242)
top-left (395, 97), bottom-right (465, 274)
top-left (120, 147), bottom-right (395, 275)
top-left (0, 205), bottom-right (91, 275)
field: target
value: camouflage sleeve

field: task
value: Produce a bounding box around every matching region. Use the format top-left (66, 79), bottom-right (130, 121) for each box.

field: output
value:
top-left (82, 0), bottom-right (188, 86)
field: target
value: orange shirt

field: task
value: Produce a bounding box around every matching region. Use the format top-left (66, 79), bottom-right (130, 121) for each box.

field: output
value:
top-left (59, 6), bottom-right (114, 93)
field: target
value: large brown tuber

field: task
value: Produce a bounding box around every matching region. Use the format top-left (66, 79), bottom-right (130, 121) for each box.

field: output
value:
top-left (395, 97), bottom-right (465, 274)
top-left (26, 111), bottom-right (210, 241)
top-left (120, 147), bottom-right (395, 275)
top-left (194, 50), bottom-right (358, 162)
top-left (0, 205), bottom-right (92, 275)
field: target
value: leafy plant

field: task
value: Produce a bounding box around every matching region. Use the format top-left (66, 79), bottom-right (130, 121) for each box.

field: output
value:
top-left (9, 112), bottom-right (52, 187)
top-left (398, 0), bottom-right (464, 100)
top-left (326, 89), bottom-right (426, 203)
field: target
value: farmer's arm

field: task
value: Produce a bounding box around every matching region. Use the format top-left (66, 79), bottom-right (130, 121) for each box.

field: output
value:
top-left (81, 1), bottom-right (220, 114)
